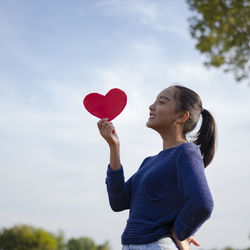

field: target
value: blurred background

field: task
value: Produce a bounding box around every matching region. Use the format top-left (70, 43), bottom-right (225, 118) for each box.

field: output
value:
top-left (0, 0), bottom-right (249, 249)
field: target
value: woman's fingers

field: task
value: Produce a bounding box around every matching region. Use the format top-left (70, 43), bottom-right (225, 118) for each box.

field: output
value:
top-left (190, 237), bottom-right (200, 246)
top-left (101, 122), bottom-right (109, 130)
top-left (97, 118), bottom-right (108, 130)
top-left (97, 118), bottom-right (119, 147)
top-left (101, 122), bottom-right (114, 134)
top-left (98, 119), bottom-right (113, 134)
top-left (97, 119), bottom-right (116, 138)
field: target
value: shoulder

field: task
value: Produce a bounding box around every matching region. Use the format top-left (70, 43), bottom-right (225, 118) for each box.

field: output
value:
top-left (176, 142), bottom-right (204, 167)
top-left (138, 156), bottom-right (153, 170)
top-left (177, 142), bottom-right (201, 157)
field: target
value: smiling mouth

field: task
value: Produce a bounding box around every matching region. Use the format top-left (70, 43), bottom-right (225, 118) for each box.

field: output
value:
top-left (149, 114), bottom-right (156, 119)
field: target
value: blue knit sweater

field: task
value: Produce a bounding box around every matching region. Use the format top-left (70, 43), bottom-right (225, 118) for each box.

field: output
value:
top-left (105, 142), bottom-right (214, 245)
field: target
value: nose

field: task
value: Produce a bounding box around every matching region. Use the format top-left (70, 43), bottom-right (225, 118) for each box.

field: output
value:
top-left (149, 102), bottom-right (155, 110)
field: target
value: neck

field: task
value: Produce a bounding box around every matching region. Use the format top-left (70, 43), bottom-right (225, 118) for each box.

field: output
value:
top-left (159, 128), bottom-right (187, 150)
top-left (162, 139), bottom-right (188, 150)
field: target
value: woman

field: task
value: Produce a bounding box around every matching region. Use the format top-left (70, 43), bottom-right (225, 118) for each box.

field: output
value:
top-left (97, 85), bottom-right (216, 250)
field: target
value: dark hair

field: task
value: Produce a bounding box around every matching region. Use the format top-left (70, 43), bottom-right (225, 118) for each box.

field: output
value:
top-left (173, 85), bottom-right (217, 167)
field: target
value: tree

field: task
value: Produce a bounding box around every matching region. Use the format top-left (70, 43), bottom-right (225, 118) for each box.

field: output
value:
top-left (186, 0), bottom-right (250, 83)
top-left (97, 240), bottom-right (111, 250)
top-left (55, 230), bottom-right (67, 250)
top-left (67, 237), bottom-right (97, 250)
top-left (67, 237), bottom-right (111, 250)
top-left (0, 224), bottom-right (58, 250)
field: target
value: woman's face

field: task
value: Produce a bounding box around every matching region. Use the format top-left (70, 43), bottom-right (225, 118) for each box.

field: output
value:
top-left (146, 87), bottom-right (179, 131)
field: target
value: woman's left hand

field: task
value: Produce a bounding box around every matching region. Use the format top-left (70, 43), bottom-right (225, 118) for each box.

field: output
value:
top-left (177, 236), bottom-right (200, 250)
top-left (172, 229), bottom-right (200, 250)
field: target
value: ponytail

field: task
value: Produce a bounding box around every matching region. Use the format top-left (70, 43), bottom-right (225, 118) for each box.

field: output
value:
top-left (173, 85), bottom-right (217, 167)
top-left (194, 108), bottom-right (217, 167)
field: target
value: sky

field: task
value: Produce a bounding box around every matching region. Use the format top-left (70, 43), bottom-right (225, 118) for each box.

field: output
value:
top-left (0, 0), bottom-right (250, 249)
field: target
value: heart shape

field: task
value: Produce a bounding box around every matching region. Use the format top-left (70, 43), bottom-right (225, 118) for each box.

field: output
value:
top-left (83, 88), bottom-right (127, 121)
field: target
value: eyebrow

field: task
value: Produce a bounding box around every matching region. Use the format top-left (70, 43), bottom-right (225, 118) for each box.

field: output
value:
top-left (159, 95), bottom-right (171, 101)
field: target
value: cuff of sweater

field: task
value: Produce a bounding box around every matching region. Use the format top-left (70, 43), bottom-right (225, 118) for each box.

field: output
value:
top-left (173, 215), bottom-right (196, 241)
top-left (105, 165), bottom-right (124, 195)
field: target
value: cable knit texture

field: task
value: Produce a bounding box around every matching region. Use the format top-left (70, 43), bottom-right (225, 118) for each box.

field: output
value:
top-left (105, 142), bottom-right (214, 245)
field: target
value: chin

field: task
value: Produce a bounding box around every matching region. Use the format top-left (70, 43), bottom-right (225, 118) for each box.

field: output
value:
top-left (146, 120), bottom-right (154, 129)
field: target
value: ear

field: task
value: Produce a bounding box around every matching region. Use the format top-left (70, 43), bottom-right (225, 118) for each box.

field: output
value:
top-left (176, 111), bottom-right (189, 123)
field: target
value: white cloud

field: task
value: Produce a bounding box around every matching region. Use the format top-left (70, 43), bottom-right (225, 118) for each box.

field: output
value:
top-left (96, 0), bottom-right (158, 21)
top-left (95, 0), bottom-right (190, 37)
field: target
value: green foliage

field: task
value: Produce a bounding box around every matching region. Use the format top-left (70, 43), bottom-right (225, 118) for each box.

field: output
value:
top-left (66, 237), bottom-right (111, 250)
top-left (56, 230), bottom-right (67, 250)
top-left (222, 247), bottom-right (235, 250)
top-left (67, 237), bottom-right (97, 250)
top-left (0, 225), bottom-right (111, 250)
top-left (97, 240), bottom-right (111, 250)
top-left (0, 224), bottom-right (58, 250)
top-left (186, 0), bottom-right (250, 83)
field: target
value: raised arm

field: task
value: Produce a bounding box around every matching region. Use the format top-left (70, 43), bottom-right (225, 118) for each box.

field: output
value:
top-left (97, 119), bottom-right (131, 211)
top-left (97, 118), bottom-right (121, 170)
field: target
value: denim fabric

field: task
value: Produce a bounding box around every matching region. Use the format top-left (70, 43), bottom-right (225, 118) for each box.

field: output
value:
top-left (122, 237), bottom-right (178, 250)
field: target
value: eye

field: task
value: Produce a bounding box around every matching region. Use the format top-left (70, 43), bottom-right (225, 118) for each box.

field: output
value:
top-left (159, 101), bottom-right (165, 104)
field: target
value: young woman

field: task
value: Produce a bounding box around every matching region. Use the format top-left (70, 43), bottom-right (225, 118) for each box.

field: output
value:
top-left (97, 85), bottom-right (216, 250)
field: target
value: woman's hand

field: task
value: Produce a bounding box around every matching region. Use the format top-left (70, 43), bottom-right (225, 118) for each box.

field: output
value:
top-left (172, 229), bottom-right (200, 250)
top-left (175, 236), bottom-right (200, 250)
top-left (97, 118), bottom-right (120, 148)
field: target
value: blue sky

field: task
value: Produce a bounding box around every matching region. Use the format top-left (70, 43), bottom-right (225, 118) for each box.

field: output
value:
top-left (1, 1), bottom-right (250, 249)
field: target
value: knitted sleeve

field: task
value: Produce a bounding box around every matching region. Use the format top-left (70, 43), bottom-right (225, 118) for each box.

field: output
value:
top-left (105, 165), bottom-right (133, 212)
top-left (174, 148), bottom-right (214, 241)
top-left (105, 157), bottom-right (152, 212)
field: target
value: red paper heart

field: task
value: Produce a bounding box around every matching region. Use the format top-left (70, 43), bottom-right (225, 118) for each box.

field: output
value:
top-left (83, 88), bottom-right (127, 121)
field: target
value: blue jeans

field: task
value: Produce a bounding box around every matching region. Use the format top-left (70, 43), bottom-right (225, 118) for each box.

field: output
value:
top-left (122, 237), bottom-right (178, 249)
